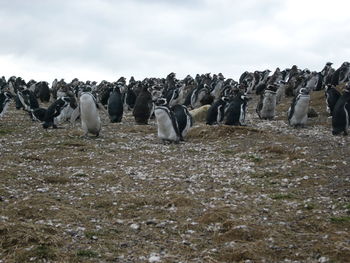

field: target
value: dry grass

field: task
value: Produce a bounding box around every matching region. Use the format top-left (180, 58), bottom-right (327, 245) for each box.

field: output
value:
top-left (1, 90), bottom-right (350, 262)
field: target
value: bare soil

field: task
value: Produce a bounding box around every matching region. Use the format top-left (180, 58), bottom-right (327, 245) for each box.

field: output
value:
top-left (1, 90), bottom-right (349, 263)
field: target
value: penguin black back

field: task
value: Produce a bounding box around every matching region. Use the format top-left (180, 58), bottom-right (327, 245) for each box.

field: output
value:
top-left (133, 85), bottom-right (153, 124)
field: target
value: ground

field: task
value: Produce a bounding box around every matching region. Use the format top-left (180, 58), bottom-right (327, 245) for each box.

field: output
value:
top-left (0, 90), bottom-right (349, 263)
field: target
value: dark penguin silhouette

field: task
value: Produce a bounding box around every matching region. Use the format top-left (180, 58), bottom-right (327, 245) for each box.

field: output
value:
top-left (332, 85), bottom-right (350, 135)
top-left (124, 86), bottom-right (137, 110)
top-left (325, 85), bottom-right (341, 116)
top-left (206, 97), bottom-right (229, 125)
top-left (224, 94), bottom-right (250, 126)
top-left (133, 85), bottom-right (153, 124)
top-left (171, 104), bottom-right (193, 140)
top-left (34, 81), bottom-right (50, 102)
top-left (108, 86), bottom-right (123, 123)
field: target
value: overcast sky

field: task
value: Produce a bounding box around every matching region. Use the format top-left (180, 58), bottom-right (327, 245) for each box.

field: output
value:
top-left (0, 0), bottom-right (349, 83)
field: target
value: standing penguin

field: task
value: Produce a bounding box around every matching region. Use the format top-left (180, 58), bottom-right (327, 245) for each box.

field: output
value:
top-left (171, 104), bottom-right (193, 140)
top-left (154, 98), bottom-right (181, 143)
top-left (332, 85), bottom-right (350, 135)
top-left (133, 85), bottom-right (153, 124)
top-left (224, 94), bottom-right (250, 126)
top-left (79, 92), bottom-right (101, 137)
top-left (108, 86), bottom-right (123, 123)
top-left (206, 96), bottom-right (229, 125)
top-left (325, 84), bottom-right (341, 116)
top-left (287, 88), bottom-right (310, 128)
top-left (257, 85), bottom-right (278, 120)
top-left (0, 91), bottom-right (12, 118)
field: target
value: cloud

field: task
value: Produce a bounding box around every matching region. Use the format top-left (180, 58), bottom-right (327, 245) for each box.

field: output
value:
top-left (0, 0), bottom-right (349, 82)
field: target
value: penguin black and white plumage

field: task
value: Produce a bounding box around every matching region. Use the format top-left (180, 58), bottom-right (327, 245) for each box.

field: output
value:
top-left (224, 94), bottom-right (250, 126)
top-left (206, 96), bottom-right (229, 125)
top-left (79, 92), bottom-right (101, 137)
top-left (17, 89), bottom-right (39, 112)
top-left (0, 91), bottom-right (12, 118)
top-left (133, 85), bottom-right (153, 125)
top-left (54, 97), bottom-right (77, 124)
top-left (108, 86), bottom-right (123, 123)
top-left (41, 97), bottom-right (69, 129)
top-left (257, 85), bottom-right (277, 120)
top-left (171, 104), bottom-right (193, 140)
top-left (325, 85), bottom-right (341, 116)
top-left (332, 85), bottom-right (350, 135)
top-left (287, 88), bottom-right (310, 128)
top-left (154, 98), bottom-right (181, 143)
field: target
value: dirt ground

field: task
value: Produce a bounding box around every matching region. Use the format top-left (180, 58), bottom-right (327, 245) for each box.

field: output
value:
top-left (0, 90), bottom-right (349, 263)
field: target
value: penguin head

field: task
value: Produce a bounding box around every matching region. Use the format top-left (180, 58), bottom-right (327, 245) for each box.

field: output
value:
top-left (155, 98), bottom-right (167, 106)
top-left (344, 83), bottom-right (350, 93)
top-left (299, 88), bottom-right (309, 95)
top-left (221, 96), bottom-right (230, 103)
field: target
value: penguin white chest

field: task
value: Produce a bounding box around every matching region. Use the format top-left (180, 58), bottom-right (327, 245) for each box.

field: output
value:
top-left (80, 94), bottom-right (101, 136)
top-left (290, 96), bottom-right (310, 126)
top-left (155, 108), bottom-right (178, 141)
top-left (261, 92), bottom-right (277, 119)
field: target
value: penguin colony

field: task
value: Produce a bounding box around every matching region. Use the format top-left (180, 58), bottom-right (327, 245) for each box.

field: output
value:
top-left (1, 61), bottom-right (350, 141)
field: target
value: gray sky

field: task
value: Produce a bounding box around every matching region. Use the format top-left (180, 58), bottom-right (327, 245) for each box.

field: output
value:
top-left (0, 0), bottom-right (349, 83)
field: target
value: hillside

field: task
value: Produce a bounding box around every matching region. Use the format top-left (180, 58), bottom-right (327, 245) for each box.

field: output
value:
top-left (0, 90), bottom-right (349, 262)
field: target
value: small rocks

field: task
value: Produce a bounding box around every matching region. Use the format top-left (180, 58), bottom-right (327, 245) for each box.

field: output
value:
top-left (130, 223), bottom-right (140, 230)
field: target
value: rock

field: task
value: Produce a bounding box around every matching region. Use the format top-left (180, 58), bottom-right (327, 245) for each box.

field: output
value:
top-left (189, 105), bottom-right (211, 123)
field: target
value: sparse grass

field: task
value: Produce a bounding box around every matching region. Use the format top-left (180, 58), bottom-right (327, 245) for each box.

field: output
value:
top-left (251, 171), bottom-right (279, 178)
top-left (44, 176), bottom-right (70, 184)
top-left (1, 91), bottom-right (350, 262)
top-left (85, 231), bottom-right (99, 239)
top-left (221, 149), bottom-right (236, 155)
top-left (330, 216), bottom-right (350, 224)
top-left (0, 128), bottom-right (14, 135)
top-left (244, 154), bottom-right (262, 163)
top-left (73, 172), bottom-right (88, 177)
top-left (76, 249), bottom-right (99, 258)
top-left (271, 193), bottom-right (294, 200)
top-left (304, 203), bottom-right (316, 210)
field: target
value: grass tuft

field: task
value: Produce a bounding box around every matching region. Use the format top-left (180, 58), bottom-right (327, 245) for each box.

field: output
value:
top-left (77, 249), bottom-right (99, 258)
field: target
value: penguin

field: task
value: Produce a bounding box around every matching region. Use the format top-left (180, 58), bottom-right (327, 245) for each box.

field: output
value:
top-left (325, 84), bottom-right (341, 116)
top-left (17, 89), bottom-right (39, 112)
top-left (206, 96), bottom-right (229, 125)
top-left (287, 88), bottom-right (310, 128)
top-left (79, 92), bottom-right (101, 137)
top-left (41, 97), bottom-right (69, 129)
top-left (54, 97), bottom-right (77, 124)
top-left (107, 86), bottom-right (123, 123)
top-left (34, 81), bottom-right (50, 103)
top-left (133, 85), bottom-right (153, 125)
top-left (332, 85), bottom-right (350, 135)
top-left (171, 104), bottom-right (193, 140)
top-left (124, 86), bottom-right (137, 110)
top-left (154, 98), bottom-right (181, 143)
top-left (258, 85), bottom-right (277, 120)
top-left (224, 94), bottom-right (250, 126)
top-left (0, 91), bottom-right (12, 118)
